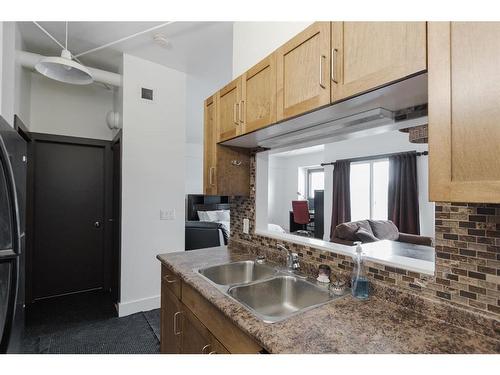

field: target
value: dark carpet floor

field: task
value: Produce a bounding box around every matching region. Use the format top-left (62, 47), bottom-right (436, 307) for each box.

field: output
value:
top-left (22, 291), bottom-right (160, 354)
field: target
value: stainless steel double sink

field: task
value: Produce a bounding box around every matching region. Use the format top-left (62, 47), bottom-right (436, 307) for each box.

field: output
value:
top-left (198, 260), bottom-right (342, 323)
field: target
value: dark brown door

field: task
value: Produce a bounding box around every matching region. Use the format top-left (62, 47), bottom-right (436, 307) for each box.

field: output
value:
top-left (111, 134), bottom-right (121, 303)
top-left (32, 135), bottom-right (109, 300)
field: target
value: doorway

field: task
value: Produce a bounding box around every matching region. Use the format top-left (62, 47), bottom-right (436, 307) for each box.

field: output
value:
top-left (26, 133), bottom-right (117, 304)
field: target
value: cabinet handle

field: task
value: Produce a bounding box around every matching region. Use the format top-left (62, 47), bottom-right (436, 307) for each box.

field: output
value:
top-left (233, 102), bottom-right (239, 125)
top-left (231, 160), bottom-right (242, 166)
top-left (208, 351), bottom-right (217, 354)
top-left (239, 100), bottom-right (244, 124)
top-left (173, 311), bottom-right (183, 336)
top-left (331, 48), bottom-right (338, 83)
top-left (163, 275), bottom-right (177, 284)
top-left (202, 344), bottom-right (211, 354)
top-left (209, 166), bottom-right (215, 186)
top-left (319, 54), bottom-right (326, 89)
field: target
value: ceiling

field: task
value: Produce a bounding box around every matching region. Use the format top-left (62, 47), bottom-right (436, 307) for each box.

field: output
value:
top-left (17, 21), bottom-right (234, 75)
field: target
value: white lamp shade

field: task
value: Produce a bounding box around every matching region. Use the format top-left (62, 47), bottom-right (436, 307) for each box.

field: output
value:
top-left (35, 54), bottom-right (93, 85)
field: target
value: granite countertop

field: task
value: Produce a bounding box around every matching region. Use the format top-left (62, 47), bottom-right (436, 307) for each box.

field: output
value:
top-left (157, 246), bottom-right (500, 354)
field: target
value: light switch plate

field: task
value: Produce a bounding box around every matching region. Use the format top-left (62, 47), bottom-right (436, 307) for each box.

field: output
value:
top-left (160, 208), bottom-right (176, 220)
top-left (243, 218), bottom-right (250, 234)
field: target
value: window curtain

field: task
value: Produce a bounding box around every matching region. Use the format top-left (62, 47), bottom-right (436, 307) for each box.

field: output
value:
top-left (329, 160), bottom-right (351, 241)
top-left (388, 151), bottom-right (420, 235)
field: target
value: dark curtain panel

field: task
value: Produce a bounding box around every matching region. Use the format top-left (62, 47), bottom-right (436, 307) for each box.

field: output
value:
top-left (388, 151), bottom-right (420, 235)
top-left (330, 160), bottom-right (351, 241)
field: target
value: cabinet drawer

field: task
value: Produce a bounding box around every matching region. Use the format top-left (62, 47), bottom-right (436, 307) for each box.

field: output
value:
top-left (162, 265), bottom-right (181, 299)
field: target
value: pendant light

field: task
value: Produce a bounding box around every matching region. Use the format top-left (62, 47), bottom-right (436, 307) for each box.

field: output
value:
top-left (35, 22), bottom-right (93, 85)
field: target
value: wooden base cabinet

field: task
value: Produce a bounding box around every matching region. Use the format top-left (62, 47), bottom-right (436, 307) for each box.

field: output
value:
top-left (181, 308), bottom-right (229, 354)
top-left (428, 22), bottom-right (500, 203)
top-left (331, 22), bottom-right (427, 101)
top-left (160, 265), bottom-right (263, 354)
top-left (160, 268), bottom-right (182, 354)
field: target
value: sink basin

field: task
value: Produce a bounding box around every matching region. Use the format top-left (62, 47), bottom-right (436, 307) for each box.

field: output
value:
top-left (228, 276), bottom-right (334, 323)
top-left (198, 260), bottom-right (277, 286)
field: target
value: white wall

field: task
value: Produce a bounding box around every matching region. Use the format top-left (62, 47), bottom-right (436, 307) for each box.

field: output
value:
top-left (184, 67), bottom-right (232, 195)
top-left (14, 24), bottom-right (31, 125)
top-left (119, 54), bottom-right (186, 316)
top-left (0, 22), bottom-right (3, 120)
top-left (232, 22), bottom-right (312, 78)
top-left (322, 131), bottom-right (434, 239)
top-left (29, 73), bottom-right (115, 140)
top-left (1, 22), bottom-right (15, 127)
top-left (185, 142), bottom-right (203, 194)
top-left (268, 150), bottom-right (324, 231)
top-left (0, 22), bottom-right (31, 128)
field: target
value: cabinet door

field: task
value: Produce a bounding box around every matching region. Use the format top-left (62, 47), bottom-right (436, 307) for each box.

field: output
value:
top-left (331, 22), bottom-right (427, 101)
top-left (428, 22), bottom-right (500, 203)
top-left (241, 53), bottom-right (276, 133)
top-left (276, 22), bottom-right (331, 121)
top-left (217, 78), bottom-right (242, 142)
top-left (203, 96), bottom-right (217, 195)
top-left (216, 145), bottom-right (250, 197)
top-left (160, 282), bottom-right (182, 354)
top-left (181, 308), bottom-right (211, 354)
top-left (181, 308), bottom-right (229, 354)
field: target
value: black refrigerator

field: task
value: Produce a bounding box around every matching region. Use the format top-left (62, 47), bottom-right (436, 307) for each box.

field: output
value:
top-left (0, 116), bottom-right (26, 353)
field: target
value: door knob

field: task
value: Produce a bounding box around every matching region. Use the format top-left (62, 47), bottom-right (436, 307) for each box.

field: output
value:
top-left (94, 221), bottom-right (101, 228)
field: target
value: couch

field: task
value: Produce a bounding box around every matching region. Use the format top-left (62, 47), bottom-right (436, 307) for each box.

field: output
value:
top-left (331, 219), bottom-right (433, 247)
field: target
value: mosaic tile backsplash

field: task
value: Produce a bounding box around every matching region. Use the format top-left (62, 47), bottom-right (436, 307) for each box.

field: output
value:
top-left (228, 153), bottom-right (500, 321)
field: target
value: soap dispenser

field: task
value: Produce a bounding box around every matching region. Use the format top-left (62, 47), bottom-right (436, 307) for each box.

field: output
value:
top-left (351, 242), bottom-right (369, 300)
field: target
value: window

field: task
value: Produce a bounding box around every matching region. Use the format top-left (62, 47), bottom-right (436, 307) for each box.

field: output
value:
top-left (350, 159), bottom-right (389, 221)
top-left (306, 168), bottom-right (324, 199)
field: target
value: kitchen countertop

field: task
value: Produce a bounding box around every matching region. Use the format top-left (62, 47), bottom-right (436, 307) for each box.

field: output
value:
top-left (157, 246), bottom-right (500, 354)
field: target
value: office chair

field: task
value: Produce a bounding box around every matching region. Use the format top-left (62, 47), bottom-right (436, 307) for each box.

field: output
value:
top-left (292, 200), bottom-right (312, 237)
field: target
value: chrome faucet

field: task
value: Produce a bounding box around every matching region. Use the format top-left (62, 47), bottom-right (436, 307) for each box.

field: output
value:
top-left (276, 243), bottom-right (300, 271)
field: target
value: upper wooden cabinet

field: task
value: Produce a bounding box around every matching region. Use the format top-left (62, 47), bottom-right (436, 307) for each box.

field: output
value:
top-left (215, 145), bottom-right (250, 197)
top-left (428, 22), bottom-right (500, 203)
top-left (276, 22), bottom-right (331, 121)
top-left (217, 78), bottom-right (242, 142)
top-left (331, 22), bottom-right (427, 101)
top-left (203, 96), bottom-right (217, 195)
top-left (204, 94), bottom-right (250, 196)
top-left (240, 53), bottom-right (277, 133)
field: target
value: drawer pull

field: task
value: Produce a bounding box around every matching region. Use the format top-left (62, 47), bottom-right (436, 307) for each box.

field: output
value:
top-left (173, 311), bottom-right (183, 335)
top-left (209, 166), bottom-right (215, 186)
top-left (202, 344), bottom-right (211, 354)
top-left (208, 351), bottom-right (217, 354)
top-left (231, 160), bottom-right (242, 166)
top-left (163, 275), bottom-right (178, 284)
